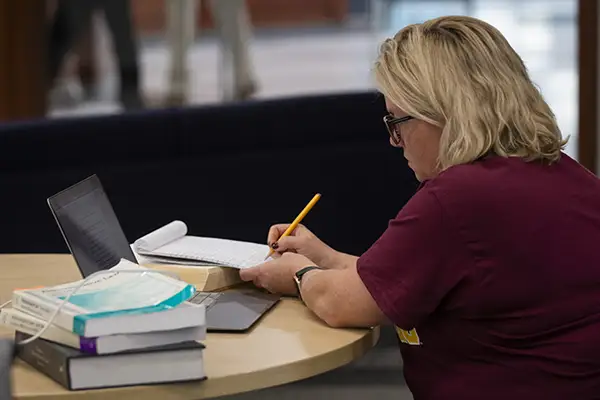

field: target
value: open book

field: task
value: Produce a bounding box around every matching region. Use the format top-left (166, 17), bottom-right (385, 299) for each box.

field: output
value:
top-left (133, 221), bottom-right (270, 269)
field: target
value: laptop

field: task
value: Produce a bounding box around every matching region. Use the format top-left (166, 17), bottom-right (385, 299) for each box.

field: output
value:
top-left (47, 174), bottom-right (280, 332)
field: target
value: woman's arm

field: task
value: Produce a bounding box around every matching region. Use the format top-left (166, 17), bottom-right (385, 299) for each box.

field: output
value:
top-left (298, 260), bottom-right (389, 328)
top-left (326, 252), bottom-right (359, 270)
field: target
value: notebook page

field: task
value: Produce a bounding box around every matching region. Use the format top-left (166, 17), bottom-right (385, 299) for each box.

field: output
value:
top-left (134, 220), bottom-right (188, 253)
top-left (137, 253), bottom-right (220, 267)
top-left (151, 236), bottom-right (270, 269)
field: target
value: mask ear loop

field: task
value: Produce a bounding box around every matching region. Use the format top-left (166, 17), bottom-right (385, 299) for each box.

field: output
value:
top-left (0, 269), bottom-right (184, 346)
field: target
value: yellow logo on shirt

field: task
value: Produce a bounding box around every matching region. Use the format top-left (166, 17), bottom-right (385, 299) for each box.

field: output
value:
top-left (395, 326), bottom-right (422, 346)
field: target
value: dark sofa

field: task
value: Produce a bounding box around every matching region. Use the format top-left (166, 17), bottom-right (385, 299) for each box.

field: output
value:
top-left (0, 91), bottom-right (419, 255)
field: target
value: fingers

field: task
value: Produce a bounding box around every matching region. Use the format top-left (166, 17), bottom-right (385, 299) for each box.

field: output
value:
top-left (239, 258), bottom-right (277, 283)
top-left (267, 224), bottom-right (289, 246)
top-left (239, 262), bottom-right (273, 292)
top-left (239, 265), bottom-right (260, 282)
top-left (273, 236), bottom-right (302, 254)
top-left (267, 223), bottom-right (307, 246)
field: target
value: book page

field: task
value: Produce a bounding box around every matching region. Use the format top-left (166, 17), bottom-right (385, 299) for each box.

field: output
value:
top-left (152, 236), bottom-right (270, 269)
top-left (134, 220), bottom-right (188, 253)
top-left (139, 254), bottom-right (219, 267)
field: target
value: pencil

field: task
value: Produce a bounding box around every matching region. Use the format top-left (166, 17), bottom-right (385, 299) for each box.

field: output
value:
top-left (265, 193), bottom-right (321, 259)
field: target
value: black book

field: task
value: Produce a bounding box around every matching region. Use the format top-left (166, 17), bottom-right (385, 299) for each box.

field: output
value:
top-left (15, 332), bottom-right (206, 391)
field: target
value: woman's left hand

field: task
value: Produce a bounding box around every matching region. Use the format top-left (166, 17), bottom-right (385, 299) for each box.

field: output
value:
top-left (240, 253), bottom-right (316, 295)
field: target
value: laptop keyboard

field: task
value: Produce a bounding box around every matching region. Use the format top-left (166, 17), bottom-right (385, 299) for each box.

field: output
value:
top-left (189, 292), bottom-right (222, 311)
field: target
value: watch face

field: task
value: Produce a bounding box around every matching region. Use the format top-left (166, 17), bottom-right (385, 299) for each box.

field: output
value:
top-left (294, 275), bottom-right (302, 295)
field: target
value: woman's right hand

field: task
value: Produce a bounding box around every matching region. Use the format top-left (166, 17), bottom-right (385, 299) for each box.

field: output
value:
top-left (267, 224), bottom-right (342, 269)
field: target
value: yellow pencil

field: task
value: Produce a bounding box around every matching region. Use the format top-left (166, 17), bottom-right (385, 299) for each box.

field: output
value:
top-left (265, 193), bottom-right (321, 259)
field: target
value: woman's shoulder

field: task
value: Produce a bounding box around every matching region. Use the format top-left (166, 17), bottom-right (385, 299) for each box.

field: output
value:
top-left (421, 155), bottom-right (516, 193)
top-left (419, 153), bottom-right (588, 210)
top-left (428, 153), bottom-right (579, 189)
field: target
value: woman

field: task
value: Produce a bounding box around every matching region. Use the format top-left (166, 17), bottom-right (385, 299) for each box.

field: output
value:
top-left (240, 15), bottom-right (600, 399)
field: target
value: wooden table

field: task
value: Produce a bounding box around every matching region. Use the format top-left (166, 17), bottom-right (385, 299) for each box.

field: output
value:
top-left (0, 254), bottom-right (379, 399)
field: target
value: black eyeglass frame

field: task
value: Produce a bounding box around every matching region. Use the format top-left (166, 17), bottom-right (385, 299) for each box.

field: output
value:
top-left (383, 114), bottom-right (414, 145)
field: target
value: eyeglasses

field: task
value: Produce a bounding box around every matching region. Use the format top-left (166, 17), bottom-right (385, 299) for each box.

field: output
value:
top-left (383, 114), bottom-right (414, 145)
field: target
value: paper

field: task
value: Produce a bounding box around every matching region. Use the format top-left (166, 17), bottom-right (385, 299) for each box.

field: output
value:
top-left (133, 221), bottom-right (270, 269)
top-left (139, 254), bottom-right (219, 267)
top-left (134, 220), bottom-right (187, 252)
top-left (153, 236), bottom-right (269, 269)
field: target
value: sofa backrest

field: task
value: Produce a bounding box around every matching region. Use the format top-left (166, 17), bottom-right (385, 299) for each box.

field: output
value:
top-left (0, 91), bottom-right (419, 255)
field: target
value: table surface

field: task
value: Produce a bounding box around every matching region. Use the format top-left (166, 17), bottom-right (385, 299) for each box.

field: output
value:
top-left (0, 254), bottom-right (379, 400)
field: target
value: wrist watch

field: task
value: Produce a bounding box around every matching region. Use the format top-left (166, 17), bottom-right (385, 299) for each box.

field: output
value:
top-left (294, 266), bottom-right (322, 301)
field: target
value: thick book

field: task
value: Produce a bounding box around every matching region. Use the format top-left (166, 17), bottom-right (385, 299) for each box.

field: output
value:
top-left (1, 308), bottom-right (206, 355)
top-left (133, 220), bottom-right (270, 269)
top-left (144, 263), bottom-right (243, 291)
top-left (15, 332), bottom-right (206, 390)
top-left (11, 259), bottom-right (205, 337)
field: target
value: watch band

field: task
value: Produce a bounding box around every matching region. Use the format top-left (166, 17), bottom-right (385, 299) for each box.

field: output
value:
top-left (294, 266), bottom-right (322, 301)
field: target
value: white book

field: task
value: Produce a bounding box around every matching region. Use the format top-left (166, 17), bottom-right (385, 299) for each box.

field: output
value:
top-left (1, 308), bottom-right (206, 355)
top-left (133, 220), bottom-right (271, 269)
top-left (12, 259), bottom-right (205, 337)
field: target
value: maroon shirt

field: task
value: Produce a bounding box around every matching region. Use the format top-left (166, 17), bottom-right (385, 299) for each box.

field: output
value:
top-left (357, 153), bottom-right (600, 399)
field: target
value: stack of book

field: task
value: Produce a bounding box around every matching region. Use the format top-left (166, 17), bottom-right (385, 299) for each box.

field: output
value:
top-left (0, 259), bottom-right (207, 390)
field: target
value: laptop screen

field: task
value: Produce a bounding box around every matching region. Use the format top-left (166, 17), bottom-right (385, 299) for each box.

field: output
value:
top-left (47, 175), bottom-right (137, 278)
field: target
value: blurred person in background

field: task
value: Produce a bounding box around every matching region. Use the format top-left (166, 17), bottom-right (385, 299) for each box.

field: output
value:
top-left (47, 0), bottom-right (144, 110)
top-left (210, 0), bottom-right (258, 101)
top-left (167, 0), bottom-right (258, 103)
top-left (240, 15), bottom-right (600, 400)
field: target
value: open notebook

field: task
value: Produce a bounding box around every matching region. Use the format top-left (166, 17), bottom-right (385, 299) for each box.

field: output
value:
top-left (133, 221), bottom-right (270, 269)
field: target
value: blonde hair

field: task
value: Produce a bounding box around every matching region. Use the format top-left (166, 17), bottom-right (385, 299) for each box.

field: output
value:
top-left (374, 15), bottom-right (568, 170)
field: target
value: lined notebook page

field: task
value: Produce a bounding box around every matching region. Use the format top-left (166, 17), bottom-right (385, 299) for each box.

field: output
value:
top-left (149, 236), bottom-right (270, 269)
top-left (134, 220), bottom-right (188, 253)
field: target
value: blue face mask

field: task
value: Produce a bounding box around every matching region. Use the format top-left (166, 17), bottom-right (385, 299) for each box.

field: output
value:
top-left (53, 259), bottom-right (195, 313)
top-left (11, 259), bottom-right (196, 338)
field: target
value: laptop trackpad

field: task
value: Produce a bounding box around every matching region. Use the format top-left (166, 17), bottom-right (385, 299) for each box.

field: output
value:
top-left (206, 291), bottom-right (279, 332)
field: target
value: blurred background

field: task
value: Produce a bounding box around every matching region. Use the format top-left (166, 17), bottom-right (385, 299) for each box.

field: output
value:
top-left (0, 0), bottom-right (584, 160)
top-left (0, 1), bottom-right (596, 399)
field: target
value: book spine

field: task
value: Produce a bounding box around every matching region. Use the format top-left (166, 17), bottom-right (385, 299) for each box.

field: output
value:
top-left (12, 292), bottom-right (54, 320)
top-left (77, 337), bottom-right (98, 354)
top-left (0, 310), bottom-right (91, 353)
top-left (15, 332), bottom-right (71, 390)
top-left (12, 292), bottom-right (76, 334)
top-left (0, 310), bottom-right (43, 336)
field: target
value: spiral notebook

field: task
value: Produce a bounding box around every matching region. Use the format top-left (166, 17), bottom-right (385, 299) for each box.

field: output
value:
top-left (132, 221), bottom-right (270, 269)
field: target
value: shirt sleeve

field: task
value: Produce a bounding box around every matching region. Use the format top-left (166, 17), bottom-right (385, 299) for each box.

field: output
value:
top-left (356, 188), bottom-right (469, 330)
